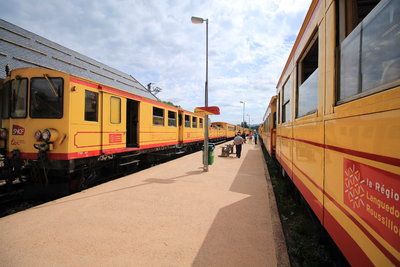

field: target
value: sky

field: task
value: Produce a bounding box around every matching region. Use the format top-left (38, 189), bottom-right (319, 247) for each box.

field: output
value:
top-left (0, 0), bottom-right (311, 126)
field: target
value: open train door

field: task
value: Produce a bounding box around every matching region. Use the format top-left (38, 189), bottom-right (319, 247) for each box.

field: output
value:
top-left (126, 99), bottom-right (139, 147)
top-left (178, 110), bottom-right (184, 145)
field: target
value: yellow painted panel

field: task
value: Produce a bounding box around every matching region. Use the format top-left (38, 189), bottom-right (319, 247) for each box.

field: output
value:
top-left (69, 80), bottom-right (102, 154)
top-left (293, 122), bottom-right (324, 218)
top-left (325, 107), bottom-right (400, 264)
top-left (101, 93), bottom-right (126, 153)
top-left (326, 110), bottom-right (400, 160)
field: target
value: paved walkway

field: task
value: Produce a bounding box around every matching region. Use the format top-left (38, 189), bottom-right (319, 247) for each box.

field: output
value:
top-left (0, 143), bottom-right (289, 267)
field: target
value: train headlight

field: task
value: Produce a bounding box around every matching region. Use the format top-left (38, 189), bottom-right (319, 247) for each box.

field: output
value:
top-left (34, 130), bottom-right (42, 141)
top-left (42, 128), bottom-right (59, 143)
top-left (0, 128), bottom-right (7, 139)
top-left (42, 129), bottom-right (51, 142)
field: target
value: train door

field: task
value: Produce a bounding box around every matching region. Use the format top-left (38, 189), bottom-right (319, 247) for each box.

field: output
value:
top-left (101, 92), bottom-right (126, 153)
top-left (126, 99), bottom-right (139, 147)
top-left (178, 111), bottom-right (184, 144)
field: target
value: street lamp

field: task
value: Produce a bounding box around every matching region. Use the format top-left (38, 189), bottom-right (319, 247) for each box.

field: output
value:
top-left (240, 101), bottom-right (245, 127)
top-left (191, 16), bottom-right (209, 172)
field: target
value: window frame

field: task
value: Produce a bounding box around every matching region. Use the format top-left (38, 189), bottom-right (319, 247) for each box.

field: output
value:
top-left (282, 75), bottom-right (292, 123)
top-left (192, 116), bottom-right (197, 128)
top-left (184, 115), bottom-right (191, 128)
top-left (110, 96), bottom-right (121, 124)
top-left (277, 92), bottom-right (281, 125)
top-left (296, 32), bottom-right (319, 118)
top-left (84, 90), bottom-right (99, 122)
top-left (336, 0), bottom-right (400, 105)
top-left (152, 106), bottom-right (165, 126)
top-left (0, 81), bottom-right (10, 119)
top-left (167, 110), bottom-right (177, 127)
top-left (10, 78), bottom-right (28, 119)
top-left (30, 77), bottom-right (64, 119)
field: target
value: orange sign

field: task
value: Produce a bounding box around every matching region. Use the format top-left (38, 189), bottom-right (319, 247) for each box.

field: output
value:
top-left (194, 106), bottom-right (220, 115)
top-left (109, 133), bottom-right (122, 143)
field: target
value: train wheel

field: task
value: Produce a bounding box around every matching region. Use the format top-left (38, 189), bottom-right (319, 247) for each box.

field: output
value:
top-left (69, 170), bottom-right (96, 192)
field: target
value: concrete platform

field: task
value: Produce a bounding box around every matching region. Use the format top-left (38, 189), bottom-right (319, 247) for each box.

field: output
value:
top-left (0, 143), bottom-right (289, 266)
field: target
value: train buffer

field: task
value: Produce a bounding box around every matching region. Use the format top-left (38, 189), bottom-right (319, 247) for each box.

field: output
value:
top-left (219, 144), bottom-right (234, 157)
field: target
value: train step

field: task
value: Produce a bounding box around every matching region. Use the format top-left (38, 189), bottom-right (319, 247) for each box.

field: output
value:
top-left (119, 159), bottom-right (140, 167)
top-left (120, 153), bottom-right (140, 159)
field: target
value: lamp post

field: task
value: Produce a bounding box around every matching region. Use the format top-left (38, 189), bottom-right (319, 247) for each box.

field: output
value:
top-left (240, 101), bottom-right (245, 127)
top-left (191, 16), bottom-right (209, 172)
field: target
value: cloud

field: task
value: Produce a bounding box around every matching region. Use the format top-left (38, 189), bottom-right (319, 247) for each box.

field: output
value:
top-left (1, 0), bottom-right (311, 125)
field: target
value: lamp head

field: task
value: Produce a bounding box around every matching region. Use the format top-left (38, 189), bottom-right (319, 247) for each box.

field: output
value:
top-left (191, 16), bottom-right (205, 24)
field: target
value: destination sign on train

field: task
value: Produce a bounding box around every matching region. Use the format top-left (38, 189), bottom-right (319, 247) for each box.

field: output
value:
top-left (194, 106), bottom-right (220, 115)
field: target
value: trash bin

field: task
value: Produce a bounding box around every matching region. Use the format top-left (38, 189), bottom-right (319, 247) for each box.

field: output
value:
top-left (202, 143), bottom-right (216, 165)
top-left (208, 143), bottom-right (215, 165)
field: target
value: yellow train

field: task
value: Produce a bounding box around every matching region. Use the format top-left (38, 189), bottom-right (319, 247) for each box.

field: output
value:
top-left (0, 67), bottom-right (234, 189)
top-left (260, 96), bottom-right (276, 156)
top-left (260, 0), bottom-right (399, 265)
top-left (210, 122), bottom-right (240, 140)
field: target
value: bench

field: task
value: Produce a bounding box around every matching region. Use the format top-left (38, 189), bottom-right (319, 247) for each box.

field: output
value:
top-left (219, 144), bottom-right (234, 157)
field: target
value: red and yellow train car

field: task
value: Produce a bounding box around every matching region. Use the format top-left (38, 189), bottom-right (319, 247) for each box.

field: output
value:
top-left (260, 96), bottom-right (276, 156)
top-left (210, 122), bottom-right (237, 140)
top-left (0, 67), bottom-right (210, 187)
top-left (265, 0), bottom-right (399, 265)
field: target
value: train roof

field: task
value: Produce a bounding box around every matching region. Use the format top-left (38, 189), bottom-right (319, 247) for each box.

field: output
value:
top-left (0, 19), bottom-right (157, 101)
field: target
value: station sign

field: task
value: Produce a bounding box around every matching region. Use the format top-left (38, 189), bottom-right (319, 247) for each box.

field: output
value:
top-left (194, 106), bottom-right (220, 115)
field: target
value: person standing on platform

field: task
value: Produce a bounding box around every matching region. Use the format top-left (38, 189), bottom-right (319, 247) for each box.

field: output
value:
top-left (248, 131), bottom-right (253, 144)
top-left (241, 131), bottom-right (246, 144)
top-left (254, 131), bottom-right (258, 145)
top-left (233, 132), bottom-right (244, 158)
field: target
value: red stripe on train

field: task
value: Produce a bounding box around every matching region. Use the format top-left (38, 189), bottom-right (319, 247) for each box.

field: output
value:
top-left (276, 135), bottom-right (400, 167)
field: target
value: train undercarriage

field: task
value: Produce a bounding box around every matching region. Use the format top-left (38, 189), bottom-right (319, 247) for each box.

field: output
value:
top-left (0, 141), bottom-right (208, 194)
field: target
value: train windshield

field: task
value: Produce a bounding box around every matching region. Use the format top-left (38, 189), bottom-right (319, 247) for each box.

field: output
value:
top-left (10, 78), bottom-right (28, 118)
top-left (30, 76), bottom-right (63, 118)
top-left (0, 81), bottom-right (11, 119)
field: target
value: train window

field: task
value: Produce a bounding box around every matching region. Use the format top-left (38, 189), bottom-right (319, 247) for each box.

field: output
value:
top-left (192, 117), bottom-right (197, 128)
top-left (153, 107), bottom-right (164, 126)
top-left (184, 115), bottom-right (190, 128)
top-left (297, 34), bottom-right (318, 118)
top-left (1, 81), bottom-right (11, 119)
top-left (277, 93), bottom-right (281, 125)
top-left (30, 77), bottom-right (63, 118)
top-left (10, 78), bottom-right (28, 118)
top-left (168, 111), bottom-right (177, 127)
top-left (338, 0), bottom-right (400, 103)
top-left (85, 90), bottom-right (98, 122)
top-left (110, 97), bottom-right (121, 124)
top-left (282, 75), bottom-right (292, 123)
top-left (199, 118), bottom-right (203, 128)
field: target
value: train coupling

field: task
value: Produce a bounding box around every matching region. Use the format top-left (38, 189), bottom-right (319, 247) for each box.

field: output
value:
top-left (34, 143), bottom-right (52, 152)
